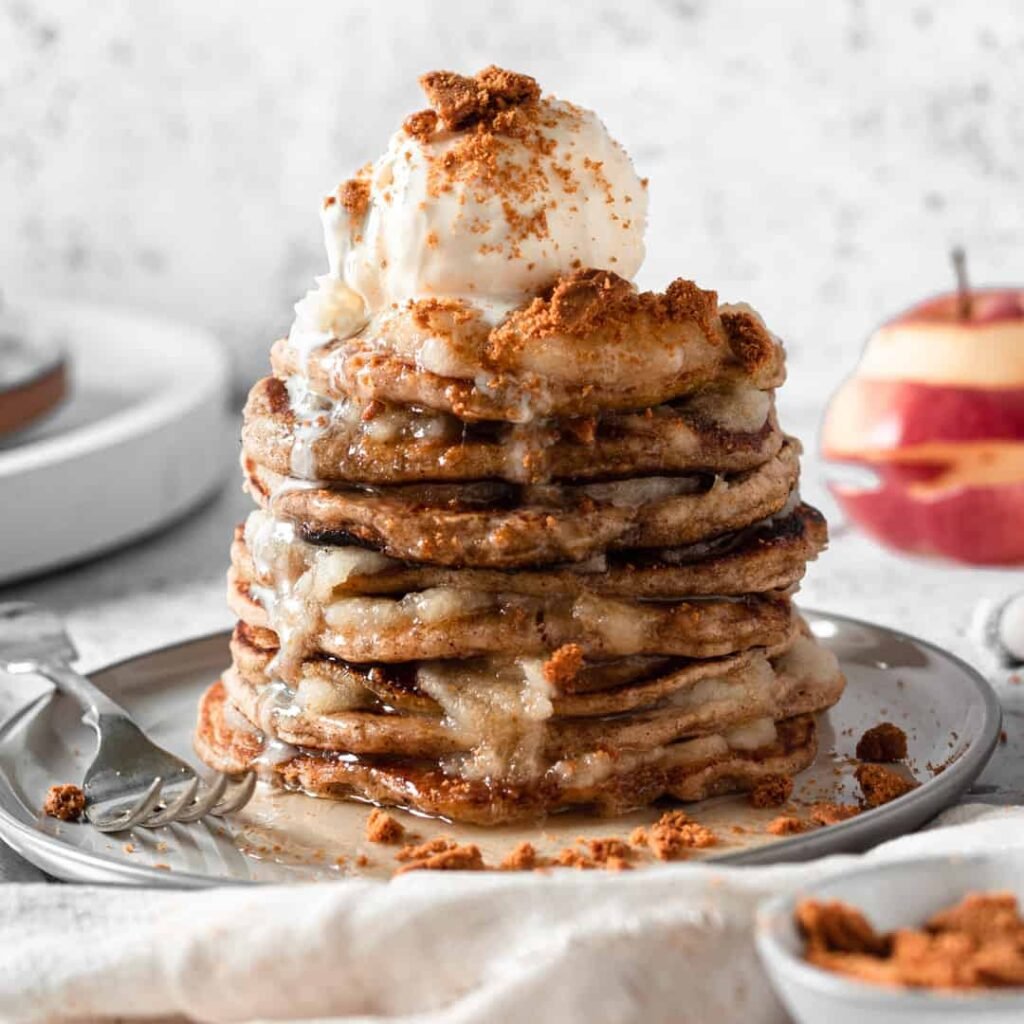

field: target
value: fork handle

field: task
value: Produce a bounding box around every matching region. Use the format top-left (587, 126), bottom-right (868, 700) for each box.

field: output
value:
top-left (33, 660), bottom-right (132, 726)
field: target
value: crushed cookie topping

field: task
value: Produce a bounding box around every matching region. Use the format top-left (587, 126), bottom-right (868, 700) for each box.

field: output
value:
top-left (365, 807), bottom-right (405, 844)
top-left (500, 841), bottom-right (541, 871)
top-left (583, 836), bottom-right (634, 870)
top-left (550, 838), bottom-right (633, 872)
top-left (403, 108), bottom-right (439, 141)
top-left (43, 783), bottom-right (85, 822)
top-left (748, 774), bottom-right (793, 809)
top-left (393, 836), bottom-right (485, 873)
top-left (767, 815), bottom-right (806, 836)
top-left (394, 836), bottom-right (453, 862)
top-left (643, 810), bottom-right (717, 861)
top-left (489, 271), bottom-right (719, 358)
top-left (798, 891), bottom-right (1024, 989)
top-left (419, 66), bottom-right (541, 132)
top-left (718, 308), bottom-right (777, 373)
top-left (856, 763), bottom-right (917, 808)
top-left (335, 177), bottom-right (371, 218)
top-left (542, 643), bottom-right (584, 688)
top-left (856, 722), bottom-right (908, 763)
top-left (809, 802), bottom-right (860, 826)
top-left (798, 899), bottom-right (889, 957)
top-left (553, 846), bottom-right (595, 870)
top-left (409, 296), bottom-right (484, 330)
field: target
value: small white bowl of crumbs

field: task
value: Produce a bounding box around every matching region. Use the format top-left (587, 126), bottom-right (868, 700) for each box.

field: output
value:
top-left (756, 851), bottom-right (1024, 1024)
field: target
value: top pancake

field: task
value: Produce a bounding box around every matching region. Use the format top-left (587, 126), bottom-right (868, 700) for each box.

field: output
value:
top-left (272, 271), bottom-right (785, 422)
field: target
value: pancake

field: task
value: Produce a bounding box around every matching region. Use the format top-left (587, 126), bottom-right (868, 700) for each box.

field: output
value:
top-left (231, 619), bottom-right (685, 705)
top-left (227, 618), bottom-right (839, 712)
top-left (228, 568), bottom-right (796, 666)
top-left (270, 276), bottom-right (786, 422)
top-left (243, 440), bottom-right (802, 569)
top-left (233, 502), bottom-right (827, 600)
top-left (221, 626), bottom-right (844, 761)
top-left (195, 679), bottom-right (820, 825)
top-left (243, 374), bottom-right (783, 485)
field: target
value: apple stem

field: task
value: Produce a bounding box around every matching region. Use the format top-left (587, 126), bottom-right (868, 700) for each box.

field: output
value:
top-left (952, 246), bottom-right (972, 319)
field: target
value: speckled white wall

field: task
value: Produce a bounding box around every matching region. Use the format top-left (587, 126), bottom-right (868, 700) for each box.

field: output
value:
top-left (1, 0), bottom-right (1022, 401)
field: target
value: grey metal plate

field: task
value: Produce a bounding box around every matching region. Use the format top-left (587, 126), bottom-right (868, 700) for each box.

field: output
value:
top-left (0, 610), bottom-right (1002, 887)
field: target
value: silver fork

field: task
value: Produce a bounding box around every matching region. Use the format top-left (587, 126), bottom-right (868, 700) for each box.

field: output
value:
top-left (0, 602), bottom-right (255, 833)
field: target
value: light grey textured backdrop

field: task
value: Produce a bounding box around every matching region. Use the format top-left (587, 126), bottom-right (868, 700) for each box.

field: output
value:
top-left (2, 0), bottom-right (1022, 400)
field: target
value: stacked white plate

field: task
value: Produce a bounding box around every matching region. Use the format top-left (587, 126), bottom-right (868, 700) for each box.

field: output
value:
top-left (0, 303), bottom-right (232, 584)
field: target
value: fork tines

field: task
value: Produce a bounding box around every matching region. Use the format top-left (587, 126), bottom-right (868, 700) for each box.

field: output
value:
top-left (91, 773), bottom-right (256, 833)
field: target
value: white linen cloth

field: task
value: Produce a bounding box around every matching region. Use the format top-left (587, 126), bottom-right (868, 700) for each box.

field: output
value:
top-left (1, 804), bottom-right (1022, 1024)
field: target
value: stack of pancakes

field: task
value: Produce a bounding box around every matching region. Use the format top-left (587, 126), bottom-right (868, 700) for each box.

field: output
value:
top-left (195, 269), bottom-right (844, 824)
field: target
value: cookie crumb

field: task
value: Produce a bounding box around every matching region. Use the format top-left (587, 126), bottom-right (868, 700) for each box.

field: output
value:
top-left (767, 815), bottom-right (806, 836)
top-left (355, 853), bottom-right (371, 868)
top-left (749, 774), bottom-right (793, 808)
top-left (583, 837), bottom-right (634, 870)
top-left (542, 643), bottom-right (584, 688)
top-left (365, 808), bottom-right (405, 844)
top-left (809, 802), bottom-right (860, 826)
top-left (856, 723), bottom-right (908, 763)
top-left (603, 855), bottom-right (632, 872)
top-left (419, 66), bottom-right (540, 131)
top-left (395, 837), bottom-right (452, 862)
top-left (797, 891), bottom-right (1024, 989)
top-left (856, 763), bottom-right (917, 808)
top-left (646, 810), bottom-right (716, 860)
top-left (336, 177), bottom-right (370, 218)
top-left (554, 846), bottom-right (596, 870)
top-left (394, 838), bottom-right (485, 874)
top-left (797, 899), bottom-right (888, 956)
top-left (500, 841), bottom-right (542, 871)
top-left (42, 784), bottom-right (85, 822)
top-left (403, 108), bottom-right (439, 141)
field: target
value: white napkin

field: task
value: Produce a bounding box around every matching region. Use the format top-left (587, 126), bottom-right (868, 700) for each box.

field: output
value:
top-left (2, 804), bottom-right (1022, 1024)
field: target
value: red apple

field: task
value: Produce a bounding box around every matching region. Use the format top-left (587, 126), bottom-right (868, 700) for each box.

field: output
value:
top-left (821, 282), bottom-right (1024, 565)
top-left (831, 475), bottom-right (1024, 564)
top-left (824, 378), bottom-right (1024, 453)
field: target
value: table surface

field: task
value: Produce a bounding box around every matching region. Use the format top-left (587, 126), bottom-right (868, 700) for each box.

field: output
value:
top-left (1, 398), bottom-right (1022, 882)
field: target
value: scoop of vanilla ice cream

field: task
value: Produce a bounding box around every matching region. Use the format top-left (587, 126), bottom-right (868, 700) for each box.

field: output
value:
top-left (322, 97), bottom-right (647, 313)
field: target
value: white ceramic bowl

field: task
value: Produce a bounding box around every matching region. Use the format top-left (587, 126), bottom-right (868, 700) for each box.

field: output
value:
top-left (756, 852), bottom-right (1024, 1024)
